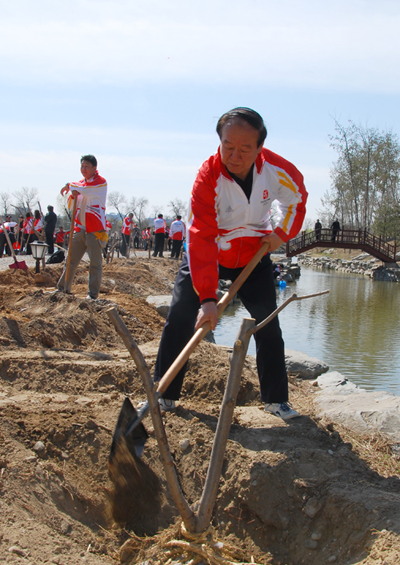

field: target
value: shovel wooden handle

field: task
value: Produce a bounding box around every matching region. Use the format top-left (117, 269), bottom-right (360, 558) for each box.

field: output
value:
top-left (65, 195), bottom-right (78, 291)
top-left (156, 240), bottom-right (270, 396)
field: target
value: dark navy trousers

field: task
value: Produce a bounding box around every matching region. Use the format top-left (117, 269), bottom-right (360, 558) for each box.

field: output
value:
top-left (154, 253), bottom-right (288, 404)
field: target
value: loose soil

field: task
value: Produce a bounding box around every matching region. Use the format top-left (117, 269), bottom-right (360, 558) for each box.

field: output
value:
top-left (1, 255), bottom-right (400, 565)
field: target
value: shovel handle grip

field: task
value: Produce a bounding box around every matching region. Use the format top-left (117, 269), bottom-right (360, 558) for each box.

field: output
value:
top-left (156, 241), bottom-right (270, 396)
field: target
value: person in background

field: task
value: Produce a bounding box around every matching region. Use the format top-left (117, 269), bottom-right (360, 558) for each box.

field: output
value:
top-left (153, 213), bottom-right (167, 257)
top-left (314, 219), bottom-right (322, 241)
top-left (133, 226), bottom-right (140, 249)
top-left (121, 212), bottom-right (134, 257)
top-left (0, 216), bottom-right (17, 257)
top-left (55, 226), bottom-right (65, 248)
top-left (17, 215), bottom-right (24, 249)
top-left (153, 107), bottom-right (307, 420)
top-left (44, 205), bottom-right (57, 255)
top-left (57, 154), bottom-right (108, 300)
top-left (31, 210), bottom-right (43, 245)
top-left (331, 219), bottom-right (340, 242)
top-left (22, 212), bottom-right (34, 254)
top-left (165, 225), bottom-right (172, 251)
top-left (169, 215), bottom-right (186, 259)
top-left (142, 226), bottom-right (151, 250)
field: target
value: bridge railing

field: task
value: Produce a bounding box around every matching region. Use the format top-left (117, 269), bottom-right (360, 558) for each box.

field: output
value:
top-left (287, 228), bottom-right (396, 261)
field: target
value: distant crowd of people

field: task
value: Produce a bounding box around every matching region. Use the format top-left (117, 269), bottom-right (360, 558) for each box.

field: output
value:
top-left (1, 202), bottom-right (187, 262)
top-left (0, 207), bottom-right (68, 258)
top-left (120, 211), bottom-right (186, 259)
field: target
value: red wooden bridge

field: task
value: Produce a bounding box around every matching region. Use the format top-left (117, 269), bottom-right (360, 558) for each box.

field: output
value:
top-left (286, 228), bottom-right (398, 263)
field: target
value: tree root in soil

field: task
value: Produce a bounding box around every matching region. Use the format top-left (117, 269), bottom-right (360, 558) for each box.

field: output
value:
top-left (119, 521), bottom-right (269, 565)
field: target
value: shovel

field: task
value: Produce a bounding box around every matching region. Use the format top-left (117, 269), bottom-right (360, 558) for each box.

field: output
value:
top-left (64, 194), bottom-right (78, 293)
top-left (0, 215), bottom-right (28, 271)
top-left (109, 240), bottom-right (271, 461)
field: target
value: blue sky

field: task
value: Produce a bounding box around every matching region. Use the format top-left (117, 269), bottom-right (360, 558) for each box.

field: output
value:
top-left (1, 0), bottom-right (399, 222)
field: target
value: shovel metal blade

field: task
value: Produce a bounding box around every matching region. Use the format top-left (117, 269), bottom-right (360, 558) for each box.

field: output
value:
top-left (9, 260), bottom-right (28, 271)
top-left (109, 397), bottom-right (149, 460)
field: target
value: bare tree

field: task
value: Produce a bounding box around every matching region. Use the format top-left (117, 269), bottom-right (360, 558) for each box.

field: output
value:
top-left (129, 196), bottom-right (149, 229)
top-left (0, 192), bottom-right (12, 217)
top-left (107, 191), bottom-right (128, 221)
top-left (15, 187), bottom-right (39, 215)
top-left (152, 205), bottom-right (162, 218)
top-left (169, 198), bottom-right (187, 218)
top-left (56, 194), bottom-right (71, 225)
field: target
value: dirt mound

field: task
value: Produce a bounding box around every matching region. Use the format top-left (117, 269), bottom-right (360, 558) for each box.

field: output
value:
top-left (1, 256), bottom-right (400, 564)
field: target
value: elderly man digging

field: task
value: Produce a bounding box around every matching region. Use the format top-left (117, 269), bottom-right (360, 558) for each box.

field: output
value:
top-left (154, 108), bottom-right (308, 420)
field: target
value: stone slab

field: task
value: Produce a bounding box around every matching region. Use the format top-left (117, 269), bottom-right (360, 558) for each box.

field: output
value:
top-left (315, 371), bottom-right (400, 443)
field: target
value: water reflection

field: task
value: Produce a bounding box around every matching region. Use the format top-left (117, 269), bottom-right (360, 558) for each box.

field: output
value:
top-left (213, 267), bottom-right (400, 395)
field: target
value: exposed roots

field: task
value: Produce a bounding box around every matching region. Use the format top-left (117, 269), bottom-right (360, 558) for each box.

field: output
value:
top-left (119, 521), bottom-right (270, 565)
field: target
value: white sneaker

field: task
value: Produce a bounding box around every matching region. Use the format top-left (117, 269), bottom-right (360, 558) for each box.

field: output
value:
top-left (158, 398), bottom-right (176, 412)
top-left (264, 402), bottom-right (299, 420)
top-left (137, 398), bottom-right (176, 411)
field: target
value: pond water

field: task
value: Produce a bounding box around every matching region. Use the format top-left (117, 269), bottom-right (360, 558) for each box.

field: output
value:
top-left (213, 265), bottom-right (400, 395)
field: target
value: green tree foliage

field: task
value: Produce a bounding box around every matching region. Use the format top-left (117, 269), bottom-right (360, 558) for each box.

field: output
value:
top-left (322, 119), bottom-right (400, 238)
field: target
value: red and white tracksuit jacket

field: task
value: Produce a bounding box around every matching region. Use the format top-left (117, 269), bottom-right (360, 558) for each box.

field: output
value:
top-left (55, 231), bottom-right (65, 244)
top-left (170, 219), bottom-right (186, 241)
top-left (0, 222), bottom-right (17, 234)
top-left (154, 217), bottom-right (167, 233)
top-left (187, 147), bottom-right (308, 302)
top-left (34, 218), bottom-right (43, 232)
top-left (23, 218), bottom-right (34, 235)
top-left (67, 171), bottom-right (107, 233)
top-left (105, 220), bottom-right (112, 233)
top-left (142, 228), bottom-right (151, 240)
top-left (121, 217), bottom-right (134, 235)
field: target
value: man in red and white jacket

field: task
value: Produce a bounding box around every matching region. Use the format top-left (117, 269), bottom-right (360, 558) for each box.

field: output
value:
top-left (154, 108), bottom-right (308, 419)
top-left (169, 215), bottom-right (186, 259)
top-left (0, 216), bottom-right (17, 257)
top-left (141, 226), bottom-right (151, 250)
top-left (57, 155), bottom-right (108, 299)
top-left (121, 213), bottom-right (134, 256)
top-left (153, 213), bottom-right (167, 257)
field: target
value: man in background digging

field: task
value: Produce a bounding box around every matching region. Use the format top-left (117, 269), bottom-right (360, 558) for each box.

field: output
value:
top-left (153, 107), bottom-right (308, 419)
top-left (44, 205), bottom-right (57, 255)
top-left (169, 214), bottom-right (186, 259)
top-left (57, 155), bottom-right (108, 300)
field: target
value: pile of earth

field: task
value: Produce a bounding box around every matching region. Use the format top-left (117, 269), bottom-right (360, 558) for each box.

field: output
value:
top-left (1, 256), bottom-right (400, 565)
